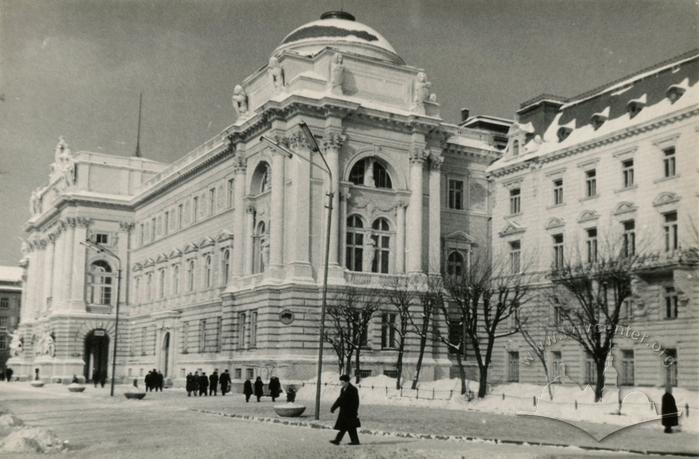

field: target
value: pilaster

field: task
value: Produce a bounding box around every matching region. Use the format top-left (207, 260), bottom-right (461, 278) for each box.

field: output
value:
top-left (428, 152), bottom-right (443, 274)
top-left (407, 142), bottom-right (426, 273)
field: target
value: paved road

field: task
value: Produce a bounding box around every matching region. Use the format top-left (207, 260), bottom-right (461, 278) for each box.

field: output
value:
top-left (0, 382), bottom-right (652, 458)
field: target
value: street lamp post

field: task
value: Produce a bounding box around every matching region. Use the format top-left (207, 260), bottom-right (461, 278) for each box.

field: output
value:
top-left (82, 240), bottom-right (121, 397)
top-left (260, 121), bottom-right (333, 421)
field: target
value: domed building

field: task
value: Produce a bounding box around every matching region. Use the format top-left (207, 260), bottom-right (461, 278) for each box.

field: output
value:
top-left (11, 12), bottom-right (505, 385)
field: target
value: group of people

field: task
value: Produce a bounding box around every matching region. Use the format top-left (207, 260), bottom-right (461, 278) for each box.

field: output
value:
top-left (185, 369), bottom-right (232, 396)
top-left (91, 369), bottom-right (107, 388)
top-left (242, 376), bottom-right (282, 402)
top-left (144, 369), bottom-right (165, 392)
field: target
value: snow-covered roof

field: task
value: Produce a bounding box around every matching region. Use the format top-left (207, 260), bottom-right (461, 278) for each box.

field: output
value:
top-left (0, 266), bottom-right (22, 283)
top-left (274, 11), bottom-right (403, 65)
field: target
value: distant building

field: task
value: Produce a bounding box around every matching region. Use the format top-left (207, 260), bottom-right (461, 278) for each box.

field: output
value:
top-left (0, 266), bottom-right (22, 374)
top-left (488, 50), bottom-right (699, 389)
top-left (11, 11), bottom-right (504, 384)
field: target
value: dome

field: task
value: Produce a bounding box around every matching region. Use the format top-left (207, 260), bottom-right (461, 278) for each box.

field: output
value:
top-left (274, 11), bottom-right (404, 65)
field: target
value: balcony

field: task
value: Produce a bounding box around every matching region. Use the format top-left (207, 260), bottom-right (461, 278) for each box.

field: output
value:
top-left (344, 271), bottom-right (411, 288)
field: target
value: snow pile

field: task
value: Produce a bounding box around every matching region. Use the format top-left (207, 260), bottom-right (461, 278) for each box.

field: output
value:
top-left (0, 427), bottom-right (65, 453)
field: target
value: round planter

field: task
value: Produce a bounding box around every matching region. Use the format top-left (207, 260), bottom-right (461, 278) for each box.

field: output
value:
top-left (273, 403), bottom-right (306, 417)
top-left (124, 392), bottom-right (146, 400)
top-left (30, 380), bottom-right (44, 388)
top-left (68, 383), bottom-right (86, 393)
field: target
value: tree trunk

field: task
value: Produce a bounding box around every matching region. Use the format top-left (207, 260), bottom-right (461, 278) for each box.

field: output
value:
top-left (595, 360), bottom-right (606, 402)
top-left (478, 365), bottom-right (488, 398)
top-left (354, 348), bottom-right (361, 384)
top-left (345, 354), bottom-right (352, 379)
top-left (455, 351), bottom-right (467, 395)
top-left (396, 342), bottom-right (404, 390)
top-left (411, 332), bottom-right (428, 390)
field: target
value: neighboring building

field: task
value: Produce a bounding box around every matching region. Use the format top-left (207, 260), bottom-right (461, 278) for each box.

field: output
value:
top-left (488, 50), bottom-right (699, 389)
top-left (0, 266), bottom-right (22, 375)
top-left (11, 11), bottom-right (504, 384)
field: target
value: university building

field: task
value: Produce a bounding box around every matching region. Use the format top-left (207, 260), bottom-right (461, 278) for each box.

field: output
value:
top-left (9, 12), bottom-right (504, 384)
top-left (488, 50), bottom-right (699, 390)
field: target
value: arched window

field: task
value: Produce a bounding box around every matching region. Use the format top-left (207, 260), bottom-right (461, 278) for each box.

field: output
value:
top-left (254, 221), bottom-right (268, 273)
top-left (345, 215), bottom-right (364, 272)
top-left (186, 259), bottom-right (195, 292)
top-left (348, 158), bottom-right (392, 189)
top-left (221, 249), bottom-right (230, 286)
top-left (447, 251), bottom-right (464, 277)
top-left (204, 255), bottom-right (213, 288)
top-left (172, 264), bottom-right (180, 295)
top-left (252, 162), bottom-right (271, 194)
top-left (88, 260), bottom-right (113, 305)
top-left (371, 218), bottom-right (391, 273)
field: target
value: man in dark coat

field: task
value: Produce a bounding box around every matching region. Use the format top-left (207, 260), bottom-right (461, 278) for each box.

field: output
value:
top-left (254, 376), bottom-right (264, 402)
top-left (219, 370), bottom-right (231, 396)
top-left (5, 367), bottom-right (13, 382)
top-left (156, 371), bottom-right (164, 391)
top-left (662, 384), bottom-right (679, 433)
top-left (209, 370), bottom-right (219, 396)
top-left (243, 378), bottom-right (253, 402)
top-left (199, 372), bottom-right (208, 396)
top-left (329, 374), bottom-right (360, 445)
top-left (193, 371), bottom-right (200, 396)
top-left (99, 370), bottom-right (107, 388)
top-left (268, 377), bottom-right (281, 402)
top-left (145, 370), bottom-right (152, 392)
top-left (186, 372), bottom-right (194, 396)
top-left (92, 368), bottom-right (100, 387)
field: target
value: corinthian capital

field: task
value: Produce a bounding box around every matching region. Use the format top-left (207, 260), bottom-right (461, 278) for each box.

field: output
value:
top-left (322, 132), bottom-right (346, 151)
top-left (410, 148), bottom-right (427, 164)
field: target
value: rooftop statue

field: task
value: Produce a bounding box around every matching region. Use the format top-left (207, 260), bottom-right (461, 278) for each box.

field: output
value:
top-left (232, 84), bottom-right (249, 116)
top-left (329, 53), bottom-right (345, 95)
top-left (268, 56), bottom-right (285, 91)
top-left (413, 72), bottom-right (431, 111)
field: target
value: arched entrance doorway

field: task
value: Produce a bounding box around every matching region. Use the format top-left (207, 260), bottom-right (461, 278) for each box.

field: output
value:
top-left (160, 332), bottom-right (170, 377)
top-left (84, 329), bottom-right (109, 382)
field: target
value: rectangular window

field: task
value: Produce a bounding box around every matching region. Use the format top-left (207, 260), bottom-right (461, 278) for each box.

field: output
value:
top-left (250, 311), bottom-right (257, 348)
top-left (553, 178), bottom-right (564, 205)
top-left (0, 335), bottom-right (6, 350)
top-left (163, 211), bottom-right (169, 235)
top-left (216, 316), bottom-right (222, 352)
top-left (245, 368), bottom-right (254, 380)
top-left (553, 234), bottom-right (564, 269)
top-left (622, 159), bottom-right (634, 188)
top-left (621, 298), bottom-right (633, 321)
top-left (193, 196), bottom-right (199, 223)
top-left (622, 220), bottom-right (636, 257)
top-left (151, 217), bottom-right (156, 241)
top-left (140, 224), bottom-right (145, 246)
top-left (585, 169), bottom-right (597, 197)
top-left (0, 298), bottom-right (8, 309)
top-left (584, 352), bottom-right (596, 384)
top-left (664, 211), bottom-right (678, 252)
top-left (158, 269), bottom-right (165, 299)
top-left (553, 305), bottom-right (561, 326)
top-left (508, 351), bottom-right (519, 382)
top-left (665, 349), bottom-right (678, 387)
top-left (227, 179), bottom-right (235, 209)
top-left (586, 227), bottom-right (598, 263)
top-left (199, 319), bottom-right (207, 353)
top-left (552, 351), bottom-right (562, 381)
top-left (234, 368), bottom-right (242, 380)
top-left (0, 316), bottom-right (8, 328)
top-left (95, 233), bottom-right (109, 244)
top-left (621, 350), bottom-right (634, 385)
top-left (178, 204), bottom-right (184, 229)
top-left (141, 327), bottom-right (147, 355)
top-left (447, 319), bottom-right (465, 356)
top-left (448, 179), bottom-right (464, 210)
top-left (663, 147), bottom-right (676, 178)
top-left (664, 287), bottom-right (678, 319)
top-left (238, 312), bottom-right (246, 349)
top-left (509, 240), bottom-right (521, 274)
top-left (381, 313), bottom-right (396, 349)
top-left (509, 188), bottom-right (521, 215)
top-left (209, 187), bottom-right (216, 216)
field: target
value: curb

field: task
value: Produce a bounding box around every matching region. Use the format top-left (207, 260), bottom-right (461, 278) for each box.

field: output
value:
top-left (194, 408), bottom-right (699, 456)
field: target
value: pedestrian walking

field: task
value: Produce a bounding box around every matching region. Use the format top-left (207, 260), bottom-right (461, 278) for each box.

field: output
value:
top-left (92, 368), bottom-right (99, 388)
top-left (219, 370), bottom-right (231, 396)
top-left (99, 370), bottom-right (106, 388)
top-left (209, 370), bottom-right (219, 396)
top-left (254, 376), bottom-right (264, 402)
top-left (329, 374), bottom-right (361, 446)
top-left (243, 378), bottom-right (253, 403)
top-left (269, 376), bottom-right (281, 402)
top-left (145, 370), bottom-right (152, 392)
top-left (186, 372), bottom-right (195, 396)
top-left (193, 371), bottom-right (200, 396)
top-left (662, 384), bottom-right (679, 433)
top-left (157, 371), bottom-right (164, 391)
top-left (4, 368), bottom-right (12, 382)
top-left (199, 372), bottom-right (209, 396)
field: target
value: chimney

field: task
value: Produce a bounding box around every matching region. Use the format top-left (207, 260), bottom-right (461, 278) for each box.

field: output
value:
top-left (460, 108), bottom-right (470, 122)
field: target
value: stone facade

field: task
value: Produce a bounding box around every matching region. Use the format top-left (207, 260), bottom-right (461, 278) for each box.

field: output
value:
top-left (487, 51), bottom-right (699, 390)
top-left (11, 12), bottom-right (502, 385)
top-left (0, 266), bottom-right (22, 374)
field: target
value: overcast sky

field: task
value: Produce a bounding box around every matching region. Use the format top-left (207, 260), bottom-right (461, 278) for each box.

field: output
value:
top-left (0, 0), bottom-right (697, 266)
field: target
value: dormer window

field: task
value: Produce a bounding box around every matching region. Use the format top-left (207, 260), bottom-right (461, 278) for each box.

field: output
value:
top-left (557, 126), bottom-right (572, 142)
top-left (590, 107), bottom-right (609, 130)
top-left (627, 94), bottom-right (646, 118)
top-left (666, 78), bottom-right (688, 103)
top-left (348, 157), bottom-right (393, 189)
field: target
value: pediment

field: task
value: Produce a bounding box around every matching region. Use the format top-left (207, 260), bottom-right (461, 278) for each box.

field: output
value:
top-left (183, 243), bottom-right (198, 254)
top-left (444, 231), bottom-right (476, 244)
top-left (132, 262), bottom-right (143, 272)
top-left (143, 257), bottom-right (155, 267)
top-left (198, 237), bottom-right (215, 248)
top-left (155, 254), bottom-right (168, 264)
top-left (216, 230), bottom-right (234, 242)
top-left (546, 217), bottom-right (565, 230)
top-left (578, 210), bottom-right (600, 223)
top-left (169, 249), bottom-right (183, 259)
top-left (499, 221), bottom-right (526, 237)
top-left (653, 192), bottom-right (680, 208)
top-left (614, 201), bottom-right (638, 216)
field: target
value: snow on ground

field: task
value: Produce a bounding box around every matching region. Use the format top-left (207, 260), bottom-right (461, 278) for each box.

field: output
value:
top-left (293, 372), bottom-right (699, 432)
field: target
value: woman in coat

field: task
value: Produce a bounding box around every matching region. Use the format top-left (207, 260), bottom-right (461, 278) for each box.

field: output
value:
top-left (243, 378), bottom-right (253, 403)
top-left (268, 377), bottom-right (281, 402)
top-left (329, 374), bottom-right (360, 445)
top-left (662, 384), bottom-right (679, 433)
top-left (254, 376), bottom-right (264, 402)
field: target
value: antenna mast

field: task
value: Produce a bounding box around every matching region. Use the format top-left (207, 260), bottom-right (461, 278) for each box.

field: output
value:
top-left (134, 93), bottom-right (143, 158)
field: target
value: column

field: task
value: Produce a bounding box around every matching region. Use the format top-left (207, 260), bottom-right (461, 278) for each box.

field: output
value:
top-left (428, 153), bottom-right (443, 274)
top-left (33, 241), bottom-right (46, 317)
top-left (339, 186), bottom-right (349, 267)
top-left (395, 201), bottom-right (407, 274)
top-left (406, 148), bottom-right (425, 273)
top-left (51, 222), bottom-right (66, 309)
top-left (62, 220), bottom-right (76, 308)
top-left (18, 260), bottom-right (28, 323)
top-left (288, 132), bottom-right (312, 279)
top-left (244, 206), bottom-right (255, 275)
top-left (323, 133), bottom-right (343, 266)
top-left (70, 219), bottom-right (89, 311)
top-left (232, 157), bottom-right (247, 277)
top-left (269, 149), bottom-right (285, 270)
top-left (43, 235), bottom-right (55, 310)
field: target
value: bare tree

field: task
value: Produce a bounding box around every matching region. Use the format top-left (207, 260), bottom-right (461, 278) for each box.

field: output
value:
top-left (442, 253), bottom-right (532, 398)
top-left (410, 274), bottom-right (442, 390)
top-left (515, 301), bottom-right (555, 400)
top-left (383, 276), bottom-right (418, 389)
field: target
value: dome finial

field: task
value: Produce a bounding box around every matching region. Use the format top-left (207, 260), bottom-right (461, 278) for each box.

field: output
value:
top-left (320, 11), bottom-right (355, 21)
